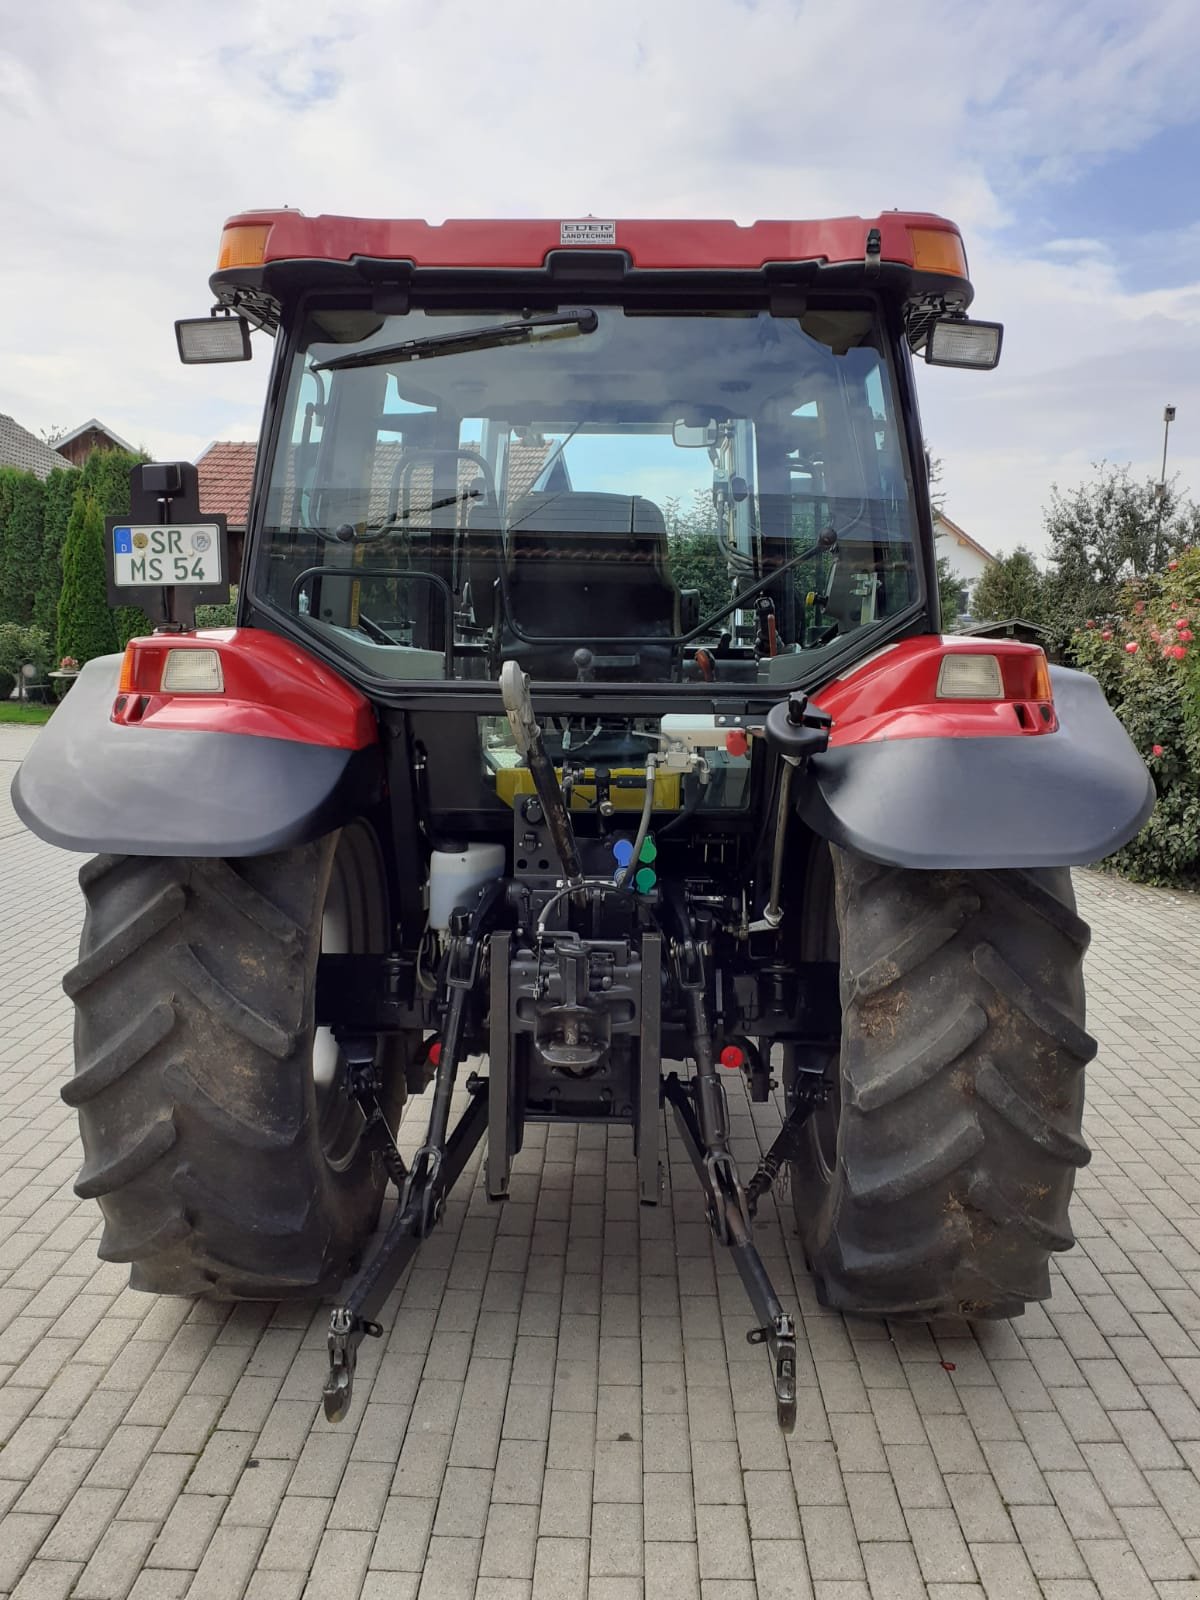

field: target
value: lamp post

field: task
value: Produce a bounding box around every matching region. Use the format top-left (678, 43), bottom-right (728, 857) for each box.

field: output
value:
top-left (1155, 404), bottom-right (1176, 569)
top-left (1161, 404), bottom-right (1176, 487)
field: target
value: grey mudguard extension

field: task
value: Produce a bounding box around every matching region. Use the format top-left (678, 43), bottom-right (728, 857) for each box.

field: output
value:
top-left (11, 655), bottom-right (383, 857)
top-left (797, 665), bottom-right (1155, 871)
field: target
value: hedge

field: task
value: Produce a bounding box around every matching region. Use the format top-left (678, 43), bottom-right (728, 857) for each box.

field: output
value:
top-left (1071, 546), bottom-right (1200, 885)
top-left (33, 467), bottom-right (82, 637)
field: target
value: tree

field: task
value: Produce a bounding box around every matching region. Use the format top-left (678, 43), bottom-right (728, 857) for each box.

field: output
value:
top-left (33, 467), bottom-right (81, 637)
top-left (0, 471), bottom-right (45, 626)
top-left (57, 492), bottom-right (118, 665)
top-left (1044, 463), bottom-right (1191, 635)
top-left (936, 555), bottom-right (966, 622)
top-left (926, 449), bottom-right (946, 512)
top-left (664, 492), bottom-right (731, 619)
top-left (79, 447), bottom-right (152, 647)
top-left (971, 547), bottom-right (1047, 624)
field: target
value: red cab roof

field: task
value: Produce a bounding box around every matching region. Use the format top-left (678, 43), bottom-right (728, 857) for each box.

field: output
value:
top-left (216, 209), bottom-right (969, 277)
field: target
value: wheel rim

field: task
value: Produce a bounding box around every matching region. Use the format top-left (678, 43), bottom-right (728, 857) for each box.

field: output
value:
top-left (811, 1064), bottom-right (841, 1182)
top-left (793, 839), bottom-right (843, 1194)
top-left (313, 826), bottom-right (385, 1171)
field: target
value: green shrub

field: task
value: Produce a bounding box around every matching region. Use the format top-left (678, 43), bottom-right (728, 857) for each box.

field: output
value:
top-left (33, 466), bottom-right (82, 637)
top-left (195, 586), bottom-right (239, 629)
top-left (57, 493), bottom-right (118, 665)
top-left (1071, 546), bottom-right (1200, 885)
top-left (0, 472), bottom-right (46, 626)
top-left (0, 621), bottom-right (53, 699)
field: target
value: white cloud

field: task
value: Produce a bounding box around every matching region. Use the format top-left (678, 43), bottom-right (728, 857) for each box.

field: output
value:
top-left (920, 242), bottom-right (1200, 556)
top-left (3, 0), bottom-right (1200, 560)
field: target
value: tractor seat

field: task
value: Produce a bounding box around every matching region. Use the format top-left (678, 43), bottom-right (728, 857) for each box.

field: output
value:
top-left (500, 490), bottom-right (679, 677)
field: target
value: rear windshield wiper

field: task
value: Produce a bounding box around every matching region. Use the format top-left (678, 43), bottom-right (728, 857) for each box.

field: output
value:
top-left (312, 310), bottom-right (599, 373)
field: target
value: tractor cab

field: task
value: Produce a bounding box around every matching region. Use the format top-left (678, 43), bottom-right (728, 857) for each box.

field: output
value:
top-left (193, 211), bottom-right (1000, 698)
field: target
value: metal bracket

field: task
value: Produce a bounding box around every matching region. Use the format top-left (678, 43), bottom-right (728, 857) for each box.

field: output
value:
top-left (317, 954), bottom-right (417, 1031)
top-left (487, 930), bottom-right (516, 1200)
top-left (636, 932), bottom-right (662, 1206)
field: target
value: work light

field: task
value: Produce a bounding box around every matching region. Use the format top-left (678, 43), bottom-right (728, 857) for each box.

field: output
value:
top-left (925, 318), bottom-right (1003, 370)
top-left (175, 315), bottom-right (252, 364)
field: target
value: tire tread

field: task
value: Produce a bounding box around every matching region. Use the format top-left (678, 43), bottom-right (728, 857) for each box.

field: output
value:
top-left (65, 840), bottom-right (389, 1298)
top-left (795, 849), bottom-right (1093, 1320)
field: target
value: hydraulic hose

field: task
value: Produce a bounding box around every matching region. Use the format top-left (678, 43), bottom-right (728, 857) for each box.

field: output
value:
top-left (618, 753), bottom-right (660, 889)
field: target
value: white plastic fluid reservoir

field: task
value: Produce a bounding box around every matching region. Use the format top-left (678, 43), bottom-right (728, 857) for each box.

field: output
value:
top-left (428, 844), bottom-right (506, 930)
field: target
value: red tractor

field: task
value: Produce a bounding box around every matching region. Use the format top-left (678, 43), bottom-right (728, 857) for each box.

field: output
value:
top-left (15, 210), bottom-right (1152, 1428)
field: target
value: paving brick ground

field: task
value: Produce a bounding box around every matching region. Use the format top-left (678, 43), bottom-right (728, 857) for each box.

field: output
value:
top-left (3, 722), bottom-right (1200, 1599)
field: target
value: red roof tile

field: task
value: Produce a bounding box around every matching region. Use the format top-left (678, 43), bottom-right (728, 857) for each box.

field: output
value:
top-left (196, 442), bottom-right (257, 527)
top-left (200, 438), bottom-right (555, 531)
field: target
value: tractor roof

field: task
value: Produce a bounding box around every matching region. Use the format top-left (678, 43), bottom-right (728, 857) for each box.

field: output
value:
top-left (209, 209), bottom-right (974, 345)
top-left (215, 209), bottom-right (967, 275)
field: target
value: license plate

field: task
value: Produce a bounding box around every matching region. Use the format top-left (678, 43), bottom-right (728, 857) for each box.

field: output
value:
top-left (111, 524), bottom-right (223, 588)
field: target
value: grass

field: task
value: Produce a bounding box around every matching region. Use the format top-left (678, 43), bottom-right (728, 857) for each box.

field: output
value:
top-left (0, 702), bottom-right (54, 726)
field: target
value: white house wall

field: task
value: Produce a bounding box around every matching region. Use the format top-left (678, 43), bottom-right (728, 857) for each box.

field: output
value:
top-left (935, 533), bottom-right (991, 588)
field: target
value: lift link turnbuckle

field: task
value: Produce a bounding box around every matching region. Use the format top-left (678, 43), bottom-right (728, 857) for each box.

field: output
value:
top-left (745, 1076), bottom-right (827, 1217)
top-left (340, 1039), bottom-right (408, 1189)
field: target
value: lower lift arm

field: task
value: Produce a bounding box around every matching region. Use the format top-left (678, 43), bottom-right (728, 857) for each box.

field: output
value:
top-left (322, 885), bottom-right (505, 1422)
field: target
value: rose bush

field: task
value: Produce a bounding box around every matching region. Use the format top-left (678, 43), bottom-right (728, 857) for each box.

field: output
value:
top-left (1071, 546), bottom-right (1200, 884)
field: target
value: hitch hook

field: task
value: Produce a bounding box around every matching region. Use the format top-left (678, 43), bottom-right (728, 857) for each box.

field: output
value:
top-left (748, 1312), bottom-right (798, 1432)
top-left (323, 1308), bottom-right (383, 1423)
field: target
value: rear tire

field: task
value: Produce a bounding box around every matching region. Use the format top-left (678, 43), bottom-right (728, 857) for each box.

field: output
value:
top-left (63, 824), bottom-right (414, 1298)
top-left (788, 843), bottom-right (1095, 1319)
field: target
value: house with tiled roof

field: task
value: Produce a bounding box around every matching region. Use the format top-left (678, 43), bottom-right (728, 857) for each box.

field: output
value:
top-left (0, 414), bottom-right (75, 480)
top-left (196, 442), bottom-right (258, 570)
top-left (199, 437), bottom-right (567, 566)
top-left (54, 418), bottom-right (136, 468)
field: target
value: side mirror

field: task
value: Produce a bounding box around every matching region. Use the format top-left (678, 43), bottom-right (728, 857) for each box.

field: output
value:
top-left (673, 418), bottom-right (718, 448)
top-left (176, 315), bottom-right (253, 364)
top-left (925, 318), bottom-right (1003, 370)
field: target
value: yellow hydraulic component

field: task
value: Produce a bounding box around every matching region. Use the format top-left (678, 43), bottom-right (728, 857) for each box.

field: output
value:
top-left (494, 765), bottom-right (681, 812)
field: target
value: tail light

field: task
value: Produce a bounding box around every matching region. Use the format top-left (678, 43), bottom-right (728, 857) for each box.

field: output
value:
top-left (160, 649), bottom-right (224, 693)
top-left (936, 653), bottom-right (1003, 699)
top-left (821, 638), bottom-right (1058, 747)
top-left (118, 640), bottom-right (225, 695)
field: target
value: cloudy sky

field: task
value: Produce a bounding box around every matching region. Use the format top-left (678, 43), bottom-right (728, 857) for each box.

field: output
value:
top-left (3, 0), bottom-right (1199, 556)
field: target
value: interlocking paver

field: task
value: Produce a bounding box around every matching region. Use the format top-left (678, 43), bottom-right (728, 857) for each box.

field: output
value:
top-left (4, 725), bottom-right (1200, 1595)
